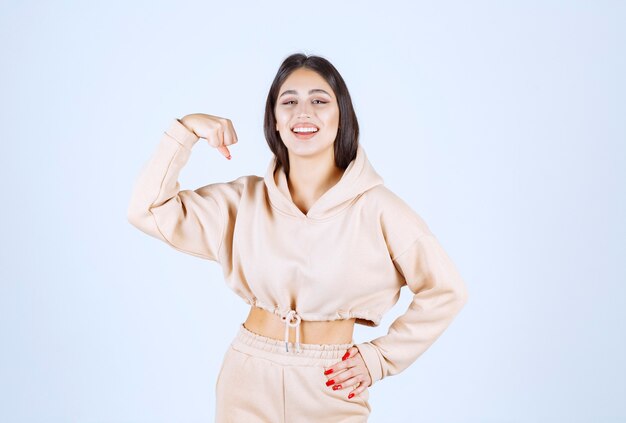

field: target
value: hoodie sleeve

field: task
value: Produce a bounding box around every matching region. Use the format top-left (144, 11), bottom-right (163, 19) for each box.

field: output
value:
top-left (126, 118), bottom-right (234, 262)
top-left (354, 196), bottom-right (469, 387)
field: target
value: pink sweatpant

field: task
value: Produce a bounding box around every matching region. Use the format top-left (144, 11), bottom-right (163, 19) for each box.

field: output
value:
top-left (215, 323), bottom-right (372, 422)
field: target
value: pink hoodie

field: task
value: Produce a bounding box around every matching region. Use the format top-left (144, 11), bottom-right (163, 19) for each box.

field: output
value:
top-left (127, 118), bottom-right (469, 387)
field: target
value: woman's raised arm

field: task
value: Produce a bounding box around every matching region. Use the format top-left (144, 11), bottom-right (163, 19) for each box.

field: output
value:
top-left (126, 114), bottom-right (239, 262)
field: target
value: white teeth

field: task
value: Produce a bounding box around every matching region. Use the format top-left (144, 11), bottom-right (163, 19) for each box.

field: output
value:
top-left (293, 127), bottom-right (318, 133)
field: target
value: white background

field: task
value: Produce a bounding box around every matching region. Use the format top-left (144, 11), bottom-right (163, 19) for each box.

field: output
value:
top-left (1, 1), bottom-right (624, 422)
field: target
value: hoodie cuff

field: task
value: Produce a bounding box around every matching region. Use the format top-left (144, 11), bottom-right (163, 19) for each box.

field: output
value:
top-left (355, 342), bottom-right (384, 387)
top-left (164, 118), bottom-right (200, 150)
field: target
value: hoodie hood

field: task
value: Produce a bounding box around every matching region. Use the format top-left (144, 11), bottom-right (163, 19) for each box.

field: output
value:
top-left (263, 143), bottom-right (384, 220)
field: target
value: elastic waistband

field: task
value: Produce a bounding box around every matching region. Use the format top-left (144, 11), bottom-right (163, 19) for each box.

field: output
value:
top-left (230, 323), bottom-right (355, 366)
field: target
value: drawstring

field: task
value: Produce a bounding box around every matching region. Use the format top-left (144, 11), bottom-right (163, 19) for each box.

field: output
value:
top-left (280, 309), bottom-right (302, 353)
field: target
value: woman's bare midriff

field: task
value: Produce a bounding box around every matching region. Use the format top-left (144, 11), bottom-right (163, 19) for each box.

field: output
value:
top-left (243, 306), bottom-right (356, 345)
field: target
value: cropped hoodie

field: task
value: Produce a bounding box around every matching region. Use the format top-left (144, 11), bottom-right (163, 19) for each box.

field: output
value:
top-left (127, 118), bottom-right (469, 387)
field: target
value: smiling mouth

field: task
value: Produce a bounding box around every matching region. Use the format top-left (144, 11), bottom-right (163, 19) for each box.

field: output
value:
top-left (291, 128), bottom-right (319, 139)
top-left (292, 127), bottom-right (319, 134)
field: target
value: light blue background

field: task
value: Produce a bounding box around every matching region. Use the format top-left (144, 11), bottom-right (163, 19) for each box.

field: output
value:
top-left (1, 1), bottom-right (624, 422)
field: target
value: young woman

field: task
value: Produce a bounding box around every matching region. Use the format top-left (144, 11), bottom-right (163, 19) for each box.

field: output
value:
top-left (127, 53), bottom-right (469, 422)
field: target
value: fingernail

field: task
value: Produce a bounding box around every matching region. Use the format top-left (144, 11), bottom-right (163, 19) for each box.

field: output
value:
top-left (348, 393), bottom-right (354, 399)
top-left (332, 384), bottom-right (342, 390)
top-left (342, 352), bottom-right (350, 360)
top-left (326, 379), bottom-right (335, 386)
top-left (324, 369), bottom-right (333, 375)
top-left (226, 155), bottom-right (231, 160)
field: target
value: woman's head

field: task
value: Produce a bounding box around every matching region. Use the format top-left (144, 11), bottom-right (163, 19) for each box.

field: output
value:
top-left (264, 53), bottom-right (359, 175)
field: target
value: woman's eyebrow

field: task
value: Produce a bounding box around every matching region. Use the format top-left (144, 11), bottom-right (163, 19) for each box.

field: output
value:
top-left (279, 89), bottom-right (331, 98)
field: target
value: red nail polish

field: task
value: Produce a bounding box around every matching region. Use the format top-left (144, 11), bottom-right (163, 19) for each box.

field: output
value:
top-left (326, 379), bottom-right (335, 386)
top-left (332, 384), bottom-right (342, 390)
top-left (342, 352), bottom-right (350, 360)
top-left (324, 369), bottom-right (333, 375)
top-left (348, 393), bottom-right (354, 399)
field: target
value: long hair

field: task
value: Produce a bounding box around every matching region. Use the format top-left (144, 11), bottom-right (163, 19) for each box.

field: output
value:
top-left (263, 53), bottom-right (360, 176)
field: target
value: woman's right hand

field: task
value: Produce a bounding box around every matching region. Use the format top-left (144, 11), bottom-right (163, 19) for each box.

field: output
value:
top-left (179, 113), bottom-right (239, 160)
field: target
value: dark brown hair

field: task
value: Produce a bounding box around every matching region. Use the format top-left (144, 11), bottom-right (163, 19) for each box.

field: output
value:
top-left (263, 53), bottom-right (360, 176)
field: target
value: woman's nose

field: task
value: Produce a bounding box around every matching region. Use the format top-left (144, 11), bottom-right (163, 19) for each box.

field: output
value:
top-left (294, 102), bottom-right (313, 117)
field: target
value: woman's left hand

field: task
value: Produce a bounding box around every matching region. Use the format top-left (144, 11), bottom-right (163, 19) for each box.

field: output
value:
top-left (323, 346), bottom-right (372, 399)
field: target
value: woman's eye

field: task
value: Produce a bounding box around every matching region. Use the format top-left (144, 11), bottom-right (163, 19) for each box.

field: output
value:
top-left (282, 99), bottom-right (328, 105)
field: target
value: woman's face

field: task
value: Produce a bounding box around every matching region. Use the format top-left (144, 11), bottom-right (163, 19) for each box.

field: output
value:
top-left (274, 68), bottom-right (340, 158)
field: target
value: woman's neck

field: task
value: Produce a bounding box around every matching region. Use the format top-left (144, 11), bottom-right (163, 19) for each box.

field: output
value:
top-left (283, 149), bottom-right (344, 214)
